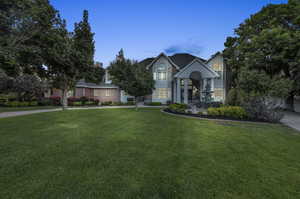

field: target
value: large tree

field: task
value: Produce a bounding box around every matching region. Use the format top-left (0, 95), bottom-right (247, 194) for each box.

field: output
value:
top-left (45, 10), bottom-right (103, 109)
top-left (224, 0), bottom-right (300, 110)
top-left (109, 50), bottom-right (154, 109)
top-left (0, 0), bottom-right (57, 78)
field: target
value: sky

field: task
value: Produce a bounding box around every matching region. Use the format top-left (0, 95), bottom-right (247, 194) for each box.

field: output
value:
top-left (50, 0), bottom-right (287, 67)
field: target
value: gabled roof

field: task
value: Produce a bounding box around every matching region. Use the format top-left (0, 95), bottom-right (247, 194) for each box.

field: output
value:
top-left (206, 52), bottom-right (222, 64)
top-left (145, 53), bottom-right (180, 70)
top-left (174, 58), bottom-right (220, 78)
top-left (141, 53), bottom-right (207, 70)
top-left (169, 53), bottom-right (206, 69)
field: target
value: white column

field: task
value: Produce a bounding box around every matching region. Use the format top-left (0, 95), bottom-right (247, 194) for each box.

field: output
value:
top-left (211, 78), bottom-right (215, 92)
top-left (177, 78), bottom-right (181, 103)
top-left (173, 81), bottom-right (177, 103)
top-left (184, 79), bottom-right (189, 104)
top-left (203, 78), bottom-right (207, 90)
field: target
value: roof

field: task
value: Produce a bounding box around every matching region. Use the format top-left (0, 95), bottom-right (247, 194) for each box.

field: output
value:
top-left (76, 79), bottom-right (118, 89)
top-left (140, 53), bottom-right (207, 69)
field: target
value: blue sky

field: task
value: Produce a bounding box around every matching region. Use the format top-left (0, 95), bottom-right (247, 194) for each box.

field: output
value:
top-left (50, 0), bottom-right (287, 66)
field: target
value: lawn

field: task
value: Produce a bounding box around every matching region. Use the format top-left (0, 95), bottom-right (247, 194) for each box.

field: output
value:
top-left (0, 108), bottom-right (299, 199)
top-left (0, 106), bottom-right (59, 113)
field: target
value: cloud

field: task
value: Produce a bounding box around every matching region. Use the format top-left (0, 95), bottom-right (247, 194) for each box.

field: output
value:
top-left (164, 41), bottom-right (203, 56)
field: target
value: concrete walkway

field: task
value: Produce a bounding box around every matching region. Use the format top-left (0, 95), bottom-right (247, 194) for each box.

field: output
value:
top-left (0, 106), bottom-right (165, 119)
top-left (281, 111), bottom-right (300, 132)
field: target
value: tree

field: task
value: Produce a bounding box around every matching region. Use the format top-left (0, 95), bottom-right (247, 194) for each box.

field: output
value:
top-left (109, 50), bottom-right (154, 110)
top-left (0, 0), bottom-right (57, 78)
top-left (44, 10), bottom-right (103, 109)
top-left (223, 0), bottom-right (300, 110)
top-left (13, 74), bottom-right (47, 101)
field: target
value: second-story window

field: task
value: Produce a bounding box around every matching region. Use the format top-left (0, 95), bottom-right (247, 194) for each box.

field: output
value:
top-left (158, 72), bottom-right (166, 80)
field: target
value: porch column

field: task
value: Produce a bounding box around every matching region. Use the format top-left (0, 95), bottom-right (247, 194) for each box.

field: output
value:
top-left (211, 78), bottom-right (215, 92)
top-left (203, 78), bottom-right (207, 90)
top-left (173, 80), bottom-right (177, 103)
top-left (184, 79), bottom-right (189, 104)
top-left (176, 78), bottom-right (181, 103)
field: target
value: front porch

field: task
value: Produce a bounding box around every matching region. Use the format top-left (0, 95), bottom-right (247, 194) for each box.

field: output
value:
top-left (172, 59), bottom-right (219, 105)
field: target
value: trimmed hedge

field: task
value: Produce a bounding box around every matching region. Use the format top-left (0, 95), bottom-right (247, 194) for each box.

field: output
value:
top-left (207, 106), bottom-right (248, 119)
top-left (4, 101), bottom-right (38, 107)
top-left (168, 103), bottom-right (188, 113)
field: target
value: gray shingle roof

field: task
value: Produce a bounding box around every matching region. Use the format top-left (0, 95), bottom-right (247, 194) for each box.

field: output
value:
top-left (140, 53), bottom-right (206, 69)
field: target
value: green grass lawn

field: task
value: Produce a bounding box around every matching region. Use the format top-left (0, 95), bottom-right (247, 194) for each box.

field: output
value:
top-left (0, 106), bottom-right (59, 113)
top-left (0, 108), bottom-right (299, 199)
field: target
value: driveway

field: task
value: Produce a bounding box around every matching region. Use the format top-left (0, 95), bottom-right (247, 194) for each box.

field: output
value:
top-left (281, 111), bottom-right (300, 132)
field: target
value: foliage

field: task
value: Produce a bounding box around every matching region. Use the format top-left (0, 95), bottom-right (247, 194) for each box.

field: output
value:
top-left (207, 106), bottom-right (248, 119)
top-left (0, 0), bottom-right (57, 78)
top-left (12, 74), bottom-right (48, 101)
top-left (109, 50), bottom-right (155, 109)
top-left (0, 70), bottom-right (13, 93)
top-left (4, 101), bottom-right (38, 107)
top-left (243, 97), bottom-right (284, 123)
top-left (201, 83), bottom-right (213, 105)
top-left (168, 103), bottom-right (188, 113)
top-left (223, 0), bottom-right (300, 110)
top-left (44, 10), bottom-right (103, 109)
top-left (226, 88), bottom-right (246, 106)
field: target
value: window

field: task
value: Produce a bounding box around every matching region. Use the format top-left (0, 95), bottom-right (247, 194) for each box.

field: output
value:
top-left (154, 88), bottom-right (169, 99)
top-left (214, 89), bottom-right (224, 100)
top-left (94, 89), bottom-right (101, 97)
top-left (213, 63), bottom-right (222, 72)
top-left (153, 72), bottom-right (157, 80)
top-left (105, 89), bottom-right (113, 97)
top-left (158, 72), bottom-right (167, 80)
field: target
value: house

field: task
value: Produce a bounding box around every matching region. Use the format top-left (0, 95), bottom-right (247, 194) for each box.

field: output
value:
top-left (142, 52), bottom-right (227, 104)
top-left (48, 52), bottom-right (227, 105)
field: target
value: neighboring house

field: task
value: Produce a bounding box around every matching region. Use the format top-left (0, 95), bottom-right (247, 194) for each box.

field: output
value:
top-left (49, 52), bottom-right (227, 105)
top-left (141, 52), bottom-right (227, 104)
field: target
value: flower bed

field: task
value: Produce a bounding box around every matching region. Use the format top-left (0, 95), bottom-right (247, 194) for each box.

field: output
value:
top-left (164, 104), bottom-right (275, 123)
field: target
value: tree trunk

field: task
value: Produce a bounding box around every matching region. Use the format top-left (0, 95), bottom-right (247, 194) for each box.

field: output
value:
top-left (285, 94), bottom-right (294, 112)
top-left (61, 89), bottom-right (68, 110)
top-left (135, 96), bottom-right (138, 111)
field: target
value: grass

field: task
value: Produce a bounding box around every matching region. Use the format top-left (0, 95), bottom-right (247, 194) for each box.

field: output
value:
top-left (0, 108), bottom-right (299, 199)
top-left (0, 106), bottom-right (59, 113)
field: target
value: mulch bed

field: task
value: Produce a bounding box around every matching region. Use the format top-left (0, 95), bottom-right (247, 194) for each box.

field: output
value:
top-left (163, 108), bottom-right (275, 123)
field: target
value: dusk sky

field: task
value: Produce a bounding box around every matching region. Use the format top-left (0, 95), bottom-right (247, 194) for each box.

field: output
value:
top-left (50, 0), bottom-right (287, 66)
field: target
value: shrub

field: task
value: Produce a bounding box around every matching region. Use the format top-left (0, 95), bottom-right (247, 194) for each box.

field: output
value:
top-left (101, 101), bottom-right (113, 106)
top-left (126, 101), bottom-right (135, 105)
top-left (5, 101), bottom-right (30, 107)
top-left (49, 96), bottom-right (61, 106)
top-left (202, 101), bottom-right (223, 108)
top-left (168, 103), bottom-right (188, 113)
top-left (73, 101), bottom-right (82, 106)
top-left (80, 96), bottom-right (88, 105)
top-left (207, 106), bottom-right (248, 119)
top-left (29, 101), bottom-right (38, 106)
top-left (146, 102), bottom-right (162, 106)
top-left (226, 88), bottom-right (246, 106)
top-left (242, 97), bottom-right (283, 122)
top-left (38, 98), bottom-right (52, 106)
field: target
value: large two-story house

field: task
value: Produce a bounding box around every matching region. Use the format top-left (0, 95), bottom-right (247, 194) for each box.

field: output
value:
top-left (142, 52), bottom-right (227, 104)
top-left (49, 52), bottom-right (227, 105)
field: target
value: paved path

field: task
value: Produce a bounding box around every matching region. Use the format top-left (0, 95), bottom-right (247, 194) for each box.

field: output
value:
top-left (281, 111), bottom-right (300, 132)
top-left (0, 106), bottom-right (164, 119)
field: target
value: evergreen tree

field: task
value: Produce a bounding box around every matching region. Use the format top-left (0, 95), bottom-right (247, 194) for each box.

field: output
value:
top-left (109, 50), bottom-right (154, 110)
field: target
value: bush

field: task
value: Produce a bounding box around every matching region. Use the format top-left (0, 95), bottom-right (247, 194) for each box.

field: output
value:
top-left (101, 101), bottom-right (113, 106)
top-left (38, 98), bottom-right (52, 106)
top-left (242, 97), bottom-right (283, 122)
top-left (49, 96), bottom-right (61, 106)
top-left (5, 101), bottom-right (30, 107)
top-left (207, 106), bottom-right (248, 119)
top-left (145, 102), bottom-right (162, 106)
top-left (226, 88), bottom-right (246, 106)
top-left (168, 103), bottom-right (188, 113)
top-left (201, 101), bottom-right (223, 108)
top-left (29, 101), bottom-right (38, 106)
top-left (73, 101), bottom-right (82, 106)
